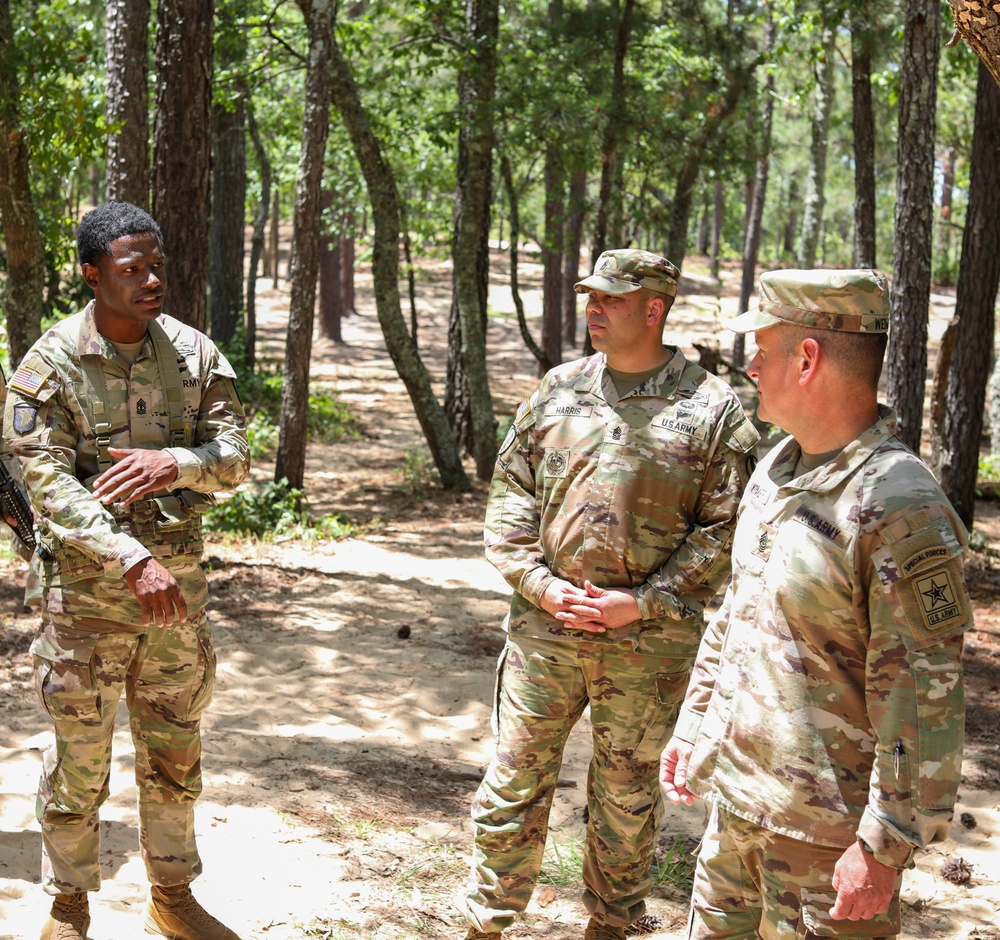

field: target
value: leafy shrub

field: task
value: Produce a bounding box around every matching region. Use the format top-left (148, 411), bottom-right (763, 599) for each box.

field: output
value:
top-left (397, 448), bottom-right (440, 495)
top-left (204, 478), bottom-right (361, 541)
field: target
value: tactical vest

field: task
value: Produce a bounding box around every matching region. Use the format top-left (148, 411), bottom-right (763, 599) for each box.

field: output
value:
top-left (36, 319), bottom-right (211, 581)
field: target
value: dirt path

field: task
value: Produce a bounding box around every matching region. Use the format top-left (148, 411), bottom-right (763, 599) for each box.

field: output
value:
top-left (1, 256), bottom-right (998, 939)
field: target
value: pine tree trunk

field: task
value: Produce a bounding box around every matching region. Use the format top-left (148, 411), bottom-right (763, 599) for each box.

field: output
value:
top-left (209, 88), bottom-right (246, 347)
top-left (592, 0), bottom-right (635, 268)
top-left (887, 0), bottom-right (940, 454)
top-left (245, 97), bottom-right (270, 370)
top-left (541, 142), bottom-right (564, 374)
top-left (710, 180), bottom-right (723, 281)
top-left (940, 61), bottom-right (1000, 526)
top-left (105, 0), bottom-right (150, 208)
top-left (798, 27), bottom-right (836, 269)
top-left (0, 0), bottom-right (44, 367)
top-left (851, 12), bottom-right (877, 268)
top-left (735, 5), bottom-right (774, 371)
top-left (444, 0), bottom-right (499, 481)
top-left (275, 0), bottom-right (335, 490)
top-left (152, 0), bottom-right (213, 333)
top-left (947, 1), bottom-right (1000, 90)
top-left (328, 31), bottom-right (468, 490)
top-left (562, 166), bottom-right (586, 350)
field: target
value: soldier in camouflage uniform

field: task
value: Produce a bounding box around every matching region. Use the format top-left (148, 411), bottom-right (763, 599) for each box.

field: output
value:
top-left (459, 250), bottom-right (759, 940)
top-left (3, 203), bottom-right (250, 940)
top-left (660, 269), bottom-right (972, 939)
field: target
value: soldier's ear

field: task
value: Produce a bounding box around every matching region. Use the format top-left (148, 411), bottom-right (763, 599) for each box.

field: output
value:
top-left (645, 295), bottom-right (667, 326)
top-left (82, 262), bottom-right (100, 292)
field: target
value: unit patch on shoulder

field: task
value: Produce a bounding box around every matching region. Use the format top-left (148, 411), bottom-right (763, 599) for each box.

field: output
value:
top-left (12, 403), bottom-right (38, 434)
top-left (913, 568), bottom-right (963, 630)
top-left (9, 366), bottom-right (48, 397)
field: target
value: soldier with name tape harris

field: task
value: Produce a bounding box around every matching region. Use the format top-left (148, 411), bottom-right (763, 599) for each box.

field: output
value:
top-left (459, 249), bottom-right (759, 940)
top-left (660, 269), bottom-right (972, 940)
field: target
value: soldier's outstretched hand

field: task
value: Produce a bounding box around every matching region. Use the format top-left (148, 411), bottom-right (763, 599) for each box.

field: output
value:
top-left (660, 737), bottom-right (697, 806)
top-left (93, 446), bottom-right (179, 507)
top-left (124, 557), bottom-right (188, 627)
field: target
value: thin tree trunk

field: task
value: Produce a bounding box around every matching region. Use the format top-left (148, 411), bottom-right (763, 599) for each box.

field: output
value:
top-left (938, 146), bottom-right (957, 278)
top-left (444, 0), bottom-right (499, 481)
top-left (541, 142), bottom-right (564, 374)
top-left (328, 31), bottom-right (468, 490)
top-left (940, 61), bottom-right (1000, 526)
top-left (887, 0), bottom-right (940, 453)
top-left (105, 0), bottom-right (150, 207)
top-left (851, 11), bottom-right (877, 268)
top-left (402, 225), bottom-right (418, 346)
top-left (270, 188), bottom-right (280, 285)
top-left (562, 166), bottom-right (586, 350)
top-left (592, 0), bottom-right (635, 268)
top-left (710, 180), bottom-right (723, 281)
top-left (152, 0), bottom-right (213, 333)
top-left (735, 4), bottom-right (774, 371)
top-left (275, 0), bottom-right (335, 490)
top-left (798, 26), bottom-right (836, 269)
top-left (209, 84), bottom-right (246, 346)
top-left (318, 188), bottom-right (343, 343)
top-left (500, 153), bottom-right (551, 373)
top-left (0, 0), bottom-right (44, 367)
top-left (245, 96), bottom-right (270, 370)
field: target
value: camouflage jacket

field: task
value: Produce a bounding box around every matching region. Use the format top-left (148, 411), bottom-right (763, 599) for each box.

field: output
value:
top-left (3, 304), bottom-right (249, 585)
top-left (485, 348), bottom-right (758, 656)
top-left (675, 406), bottom-right (971, 868)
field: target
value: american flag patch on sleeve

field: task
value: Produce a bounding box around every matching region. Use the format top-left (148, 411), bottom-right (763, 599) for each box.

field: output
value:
top-left (9, 367), bottom-right (48, 396)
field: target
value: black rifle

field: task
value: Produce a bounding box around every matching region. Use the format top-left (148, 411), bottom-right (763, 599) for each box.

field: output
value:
top-left (0, 451), bottom-right (36, 554)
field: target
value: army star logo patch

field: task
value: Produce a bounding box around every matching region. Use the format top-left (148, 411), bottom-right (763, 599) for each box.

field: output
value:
top-left (915, 569), bottom-right (960, 628)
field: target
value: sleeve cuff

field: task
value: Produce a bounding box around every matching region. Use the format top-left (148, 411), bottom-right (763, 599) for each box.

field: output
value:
top-left (164, 447), bottom-right (197, 488)
top-left (857, 809), bottom-right (917, 869)
top-left (520, 567), bottom-right (556, 607)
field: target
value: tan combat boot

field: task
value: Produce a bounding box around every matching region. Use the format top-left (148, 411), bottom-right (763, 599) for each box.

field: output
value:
top-left (583, 919), bottom-right (625, 940)
top-left (40, 892), bottom-right (90, 940)
top-left (144, 884), bottom-right (241, 940)
top-left (464, 929), bottom-right (500, 939)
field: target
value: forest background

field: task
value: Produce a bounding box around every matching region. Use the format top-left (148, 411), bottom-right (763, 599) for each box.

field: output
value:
top-left (2, 1), bottom-right (1000, 938)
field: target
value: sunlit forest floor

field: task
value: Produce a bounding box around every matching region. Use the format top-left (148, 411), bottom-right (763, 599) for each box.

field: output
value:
top-left (2, 252), bottom-right (998, 939)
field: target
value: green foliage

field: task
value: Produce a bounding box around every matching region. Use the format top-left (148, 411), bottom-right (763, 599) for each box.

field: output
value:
top-left (538, 835), bottom-right (585, 886)
top-left (977, 454), bottom-right (1000, 484)
top-left (222, 338), bottom-right (360, 448)
top-left (651, 838), bottom-right (696, 889)
top-left (204, 478), bottom-right (361, 541)
top-left (397, 448), bottom-right (440, 496)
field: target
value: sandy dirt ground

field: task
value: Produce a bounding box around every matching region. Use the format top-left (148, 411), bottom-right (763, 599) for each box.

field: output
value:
top-left (1, 254), bottom-right (998, 940)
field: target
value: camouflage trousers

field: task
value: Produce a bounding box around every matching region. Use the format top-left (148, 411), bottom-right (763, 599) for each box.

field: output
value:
top-left (30, 610), bottom-right (216, 895)
top-left (460, 632), bottom-right (691, 932)
top-left (688, 804), bottom-right (902, 939)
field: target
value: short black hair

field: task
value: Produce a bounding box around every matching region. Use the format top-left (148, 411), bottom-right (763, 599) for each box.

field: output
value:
top-left (77, 202), bottom-right (162, 266)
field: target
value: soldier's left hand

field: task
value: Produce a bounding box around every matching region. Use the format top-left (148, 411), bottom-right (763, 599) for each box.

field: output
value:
top-left (830, 841), bottom-right (898, 921)
top-left (92, 447), bottom-right (179, 506)
top-left (554, 580), bottom-right (640, 631)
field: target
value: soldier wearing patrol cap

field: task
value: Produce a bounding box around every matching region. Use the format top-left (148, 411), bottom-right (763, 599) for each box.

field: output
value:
top-left (459, 249), bottom-right (759, 939)
top-left (660, 268), bottom-right (971, 939)
top-left (3, 202), bottom-right (250, 940)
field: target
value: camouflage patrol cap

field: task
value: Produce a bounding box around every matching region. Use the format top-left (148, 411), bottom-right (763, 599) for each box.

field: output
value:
top-left (728, 268), bottom-right (890, 334)
top-left (574, 249), bottom-right (680, 297)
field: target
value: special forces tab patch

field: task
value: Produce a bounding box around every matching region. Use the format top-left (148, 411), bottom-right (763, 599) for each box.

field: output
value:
top-left (12, 403), bottom-right (38, 434)
top-left (913, 568), bottom-right (963, 630)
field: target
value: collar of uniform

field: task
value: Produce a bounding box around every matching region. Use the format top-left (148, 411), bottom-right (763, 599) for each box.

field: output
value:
top-left (590, 345), bottom-right (685, 403)
top-left (773, 404), bottom-right (896, 494)
top-left (77, 300), bottom-right (153, 364)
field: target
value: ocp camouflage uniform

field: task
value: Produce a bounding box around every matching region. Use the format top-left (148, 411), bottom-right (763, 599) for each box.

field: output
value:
top-left (461, 347), bottom-right (758, 932)
top-left (677, 406), bottom-right (971, 938)
top-left (2, 302), bottom-right (250, 895)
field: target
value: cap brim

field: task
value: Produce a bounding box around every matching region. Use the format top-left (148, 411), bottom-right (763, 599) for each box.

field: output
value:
top-left (573, 274), bottom-right (642, 295)
top-left (726, 310), bottom-right (784, 333)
